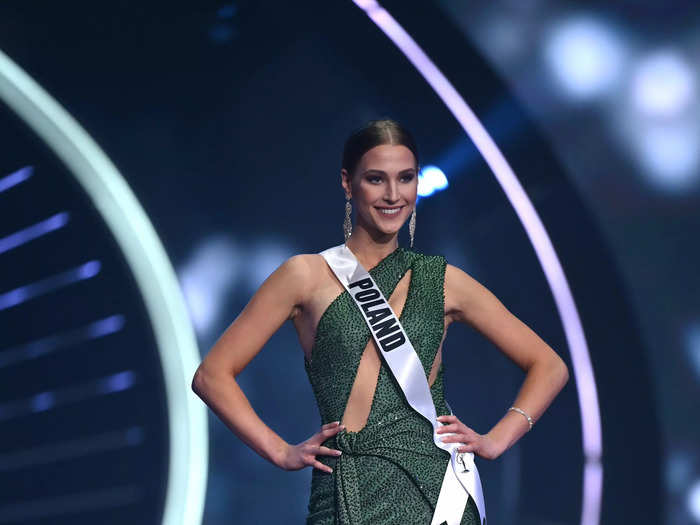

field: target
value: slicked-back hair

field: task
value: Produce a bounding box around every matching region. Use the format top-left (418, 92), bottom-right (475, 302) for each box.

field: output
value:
top-left (342, 118), bottom-right (420, 177)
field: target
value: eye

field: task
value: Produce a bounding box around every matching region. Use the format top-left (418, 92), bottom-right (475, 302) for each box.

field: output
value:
top-left (401, 173), bottom-right (415, 182)
top-left (366, 175), bottom-right (382, 184)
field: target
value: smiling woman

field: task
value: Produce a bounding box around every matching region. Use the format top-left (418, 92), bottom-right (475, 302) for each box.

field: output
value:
top-left (340, 120), bottom-right (420, 250)
top-left (343, 147), bottom-right (417, 240)
top-left (191, 118), bottom-right (568, 525)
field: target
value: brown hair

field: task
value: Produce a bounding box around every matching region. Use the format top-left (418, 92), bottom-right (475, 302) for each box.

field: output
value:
top-left (342, 118), bottom-right (420, 177)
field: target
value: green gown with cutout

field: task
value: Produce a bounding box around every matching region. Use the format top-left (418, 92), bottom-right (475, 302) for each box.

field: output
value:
top-left (303, 246), bottom-right (481, 524)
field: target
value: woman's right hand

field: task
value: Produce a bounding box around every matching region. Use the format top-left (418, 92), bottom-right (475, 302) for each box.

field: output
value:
top-left (279, 421), bottom-right (345, 473)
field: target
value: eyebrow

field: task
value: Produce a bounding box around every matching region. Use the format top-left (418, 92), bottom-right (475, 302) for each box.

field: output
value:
top-left (362, 168), bottom-right (416, 175)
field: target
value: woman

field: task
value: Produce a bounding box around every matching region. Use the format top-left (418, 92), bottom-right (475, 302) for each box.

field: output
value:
top-left (191, 119), bottom-right (569, 524)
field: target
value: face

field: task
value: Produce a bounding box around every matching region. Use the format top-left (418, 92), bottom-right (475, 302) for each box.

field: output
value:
top-left (341, 144), bottom-right (418, 238)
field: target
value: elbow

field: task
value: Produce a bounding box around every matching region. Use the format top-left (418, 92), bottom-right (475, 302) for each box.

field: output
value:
top-left (555, 356), bottom-right (569, 388)
top-left (536, 352), bottom-right (569, 388)
top-left (191, 366), bottom-right (209, 397)
top-left (191, 363), bottom-right (234, 398)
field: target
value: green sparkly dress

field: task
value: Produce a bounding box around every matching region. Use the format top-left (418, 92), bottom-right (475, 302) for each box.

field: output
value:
top-left (303, 246), bottom-right (481, 524)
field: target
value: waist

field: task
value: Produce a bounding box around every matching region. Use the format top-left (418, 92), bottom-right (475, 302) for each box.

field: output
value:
top-left (323, 408), bottom-right (445, 458)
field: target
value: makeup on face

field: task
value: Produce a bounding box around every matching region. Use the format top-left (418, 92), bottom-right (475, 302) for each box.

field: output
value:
top-left (342, 144), bottom-right (418, 234)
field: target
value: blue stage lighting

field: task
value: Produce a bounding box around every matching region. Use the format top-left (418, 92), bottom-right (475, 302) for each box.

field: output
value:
top-left (418, 165), bottom-right (449, 197)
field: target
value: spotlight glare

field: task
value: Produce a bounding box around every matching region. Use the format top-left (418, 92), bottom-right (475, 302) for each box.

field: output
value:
top-left (544, 16), bottom-right (624, 100)
top-left (688, 479), bottom-right (700, 522)
top-left (178, 236), bottom-right (238, 334)
top-left (631, 50), bottom-right (695, 117)
top-left (418, 165), bottom-right (448, 197)
top-left (635, 121), bottom-right (700, 189)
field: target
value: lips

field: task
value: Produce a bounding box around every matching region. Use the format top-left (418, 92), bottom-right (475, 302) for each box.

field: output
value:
top-left (375, 206), bottom-right (404, 216)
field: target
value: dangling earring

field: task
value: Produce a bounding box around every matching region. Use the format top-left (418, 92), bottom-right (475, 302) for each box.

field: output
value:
top-left (344, 196), bottom-right (352, 243)
top-left (409, 206), bottom-right (416, 248)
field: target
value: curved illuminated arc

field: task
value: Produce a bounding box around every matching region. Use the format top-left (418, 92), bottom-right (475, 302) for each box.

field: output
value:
top-left (0, 49), bottom-right (208, 525)
top-left (352, 2), bottom-right (603, 525)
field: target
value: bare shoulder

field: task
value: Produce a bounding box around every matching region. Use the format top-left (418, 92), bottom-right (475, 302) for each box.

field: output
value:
top-left (444, 262), bottom-right (483, 296)
top-left (282, 253), bottom-right (331, 281)
top-left (276, 253), bottom-right (331, 316)
top-left (444, 262), bottom-right (498, 325)
top-left (274, 253), bottom-right (322, 291)
top-left (278, 253), bottom-right (316, 278)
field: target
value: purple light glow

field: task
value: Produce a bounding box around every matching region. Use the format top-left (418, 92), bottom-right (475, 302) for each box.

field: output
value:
top-left (0, 315), bottom-right (126, 368)
top-left (0, 212), bottom-right (70, 255)
top-left (88, 315), bottom-right (126, 337)
top-left (0, 288), bottom-right (28, 310)
top-left (78, 260), bottom-right (101, 279)
top-left (352, 2), bottom-right (603, 524)
top-left (98, 371), bottom-right (136, 394)
top-left (0, 165), bottom-right (33, 193)
top-left (0, 260), bottom-right (102, 311)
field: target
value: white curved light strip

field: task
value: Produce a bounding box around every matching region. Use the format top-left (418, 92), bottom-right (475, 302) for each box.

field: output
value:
top-left (0, 49), bottom-right (208, 525)
top-left (352, 2), bottom-right (603, 524)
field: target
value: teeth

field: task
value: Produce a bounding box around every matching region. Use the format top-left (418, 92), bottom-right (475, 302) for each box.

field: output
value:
top-left (378, 207), bottom-right (402, 215)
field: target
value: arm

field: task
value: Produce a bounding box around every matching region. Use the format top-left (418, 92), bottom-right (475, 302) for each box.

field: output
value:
top-left (191, 254), bottom-right (313, 468)
top-left (442, 263), bottom-right (569, 459)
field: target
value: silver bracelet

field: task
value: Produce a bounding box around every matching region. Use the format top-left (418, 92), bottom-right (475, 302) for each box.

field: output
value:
top-left (509, 406), bottom-right (534, 431)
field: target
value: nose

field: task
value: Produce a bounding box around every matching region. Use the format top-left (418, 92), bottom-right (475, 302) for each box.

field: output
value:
top-left (384, 180), bottom-right (400, 202)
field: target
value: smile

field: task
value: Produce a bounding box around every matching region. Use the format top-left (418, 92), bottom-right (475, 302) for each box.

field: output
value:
top-left (376, 206), bottom-right (404, 215)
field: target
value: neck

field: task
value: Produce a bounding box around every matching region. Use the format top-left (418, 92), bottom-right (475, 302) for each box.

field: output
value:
top-left (344, 223), bottom-right (399, 269)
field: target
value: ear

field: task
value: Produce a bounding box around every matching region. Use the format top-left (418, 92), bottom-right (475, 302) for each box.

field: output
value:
top-left (340, 168), bottom-right (352, 199)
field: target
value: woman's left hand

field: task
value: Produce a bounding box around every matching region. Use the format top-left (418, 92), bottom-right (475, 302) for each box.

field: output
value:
top-left (436, 415), bottom-right (503, 460)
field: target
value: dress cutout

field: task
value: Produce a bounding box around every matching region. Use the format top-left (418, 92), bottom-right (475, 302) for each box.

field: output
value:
top-left (340, 268), bottom-right (412, 433)
top-left (303, 247), bottom-right (480, 525)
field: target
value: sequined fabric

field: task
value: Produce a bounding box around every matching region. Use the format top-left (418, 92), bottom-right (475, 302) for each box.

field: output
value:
top-left (303, 247), bottom-right (480, 524)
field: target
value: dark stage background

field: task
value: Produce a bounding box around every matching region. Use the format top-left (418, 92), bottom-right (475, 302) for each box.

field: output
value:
top-left (1, 1), bottom-right (698, 524)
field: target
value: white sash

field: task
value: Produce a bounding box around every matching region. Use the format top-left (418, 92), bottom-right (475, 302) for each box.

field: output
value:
top-left (319, 243), bottom-right (486, 525)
